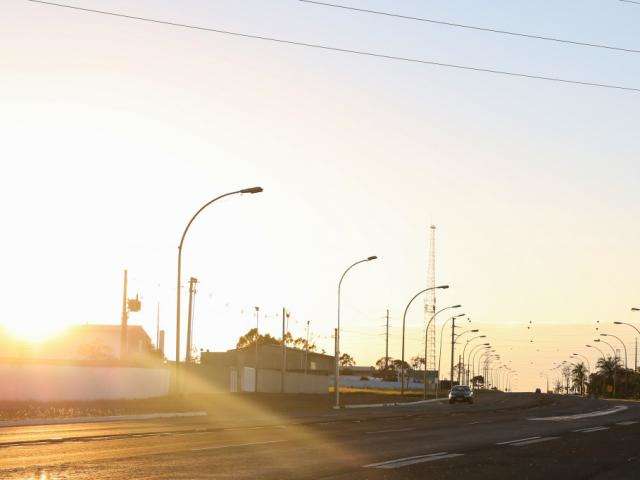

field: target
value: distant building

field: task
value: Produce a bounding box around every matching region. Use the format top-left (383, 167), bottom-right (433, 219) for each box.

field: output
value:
top-left (2, 324), bottom-right (156, 363)
top-left (196, 344), bottom-right (335, 394)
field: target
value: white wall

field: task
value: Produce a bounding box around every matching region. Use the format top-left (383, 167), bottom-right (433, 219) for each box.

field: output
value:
top-left (0, 363), bottom-right (170, 401)
top-left (337, 375), bottom-right (424, 390)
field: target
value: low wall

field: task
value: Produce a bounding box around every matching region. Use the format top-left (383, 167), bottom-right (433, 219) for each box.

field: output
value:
top-left (0, 363), bottom-right (170, 401)
top-left (337, 375), bottom-right (426, 391)
top-left (258, 369), bottom-right (328, 394)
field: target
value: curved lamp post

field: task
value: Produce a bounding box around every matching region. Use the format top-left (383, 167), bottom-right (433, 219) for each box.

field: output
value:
top-left (335, 255), bottom-right (378, 407)
top-left (461, 335), bottom-right (486, 385)
top-left (436, 313), bottom-right (466, 397)
top-left (175, 186), bottom-right (263, 393)
top-left (469, 343), bottom-right (490, 387)
top-left (453, 329), bottom-right (479, 384)
top-left (586, 343), bottom-right (605, 360)
top-left (571, 353), bottom-right (591, 372)
top-left (594, 338), bottom-right (617, 358)
top-left (614, 321), bottom-right (640, 370)
top-left (422, 303), bottom-right (460, 399)
top-left (601, 333), bottom-right (627, 368)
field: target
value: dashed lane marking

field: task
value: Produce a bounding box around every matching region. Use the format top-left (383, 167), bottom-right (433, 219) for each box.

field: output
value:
top-left (528, 405), bottom-right (627, 421)
top-left (496, 436), bottom-right (541, 445)
top-left (365, 428), bottom-right (415, 435)
top-left (616, 421), bottom-right (638, 426)
top-left (573, 426), bottom-right (609, 433)
top-left (364, 452), bottom-right (464, 469)
top-left (509, 437), bottom-right (559, 447)
top-left (191, 440), bottom-right (285, 452)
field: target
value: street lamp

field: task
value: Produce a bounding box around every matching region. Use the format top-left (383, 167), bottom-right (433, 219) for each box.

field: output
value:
top-left (571, 353), bottom-right (591, 372)
top-left (614, 321), bottom-right (640, 370)
top-left (469, 342), bottom-right (490, 387)
top-left (399, 285), bottom-right (449, 395)
top-left (422, 303), bottom-right (460, 399)
top-left (175, 186), bottom-right (263, 393)
top-left (594, 338), bottom-right (616, 358)
top-left (335, 255), bottom-right (378, 408)
top-left (453, 329), bottom-right (479, 384)
top-left (436, 313), bottom-right (465, 396)
top-left (586, 343), bottom-right (605, 360)
top-left (600, 333), bottom-right (627, 368)
top-left (462, 335), bottom-right (486, 385)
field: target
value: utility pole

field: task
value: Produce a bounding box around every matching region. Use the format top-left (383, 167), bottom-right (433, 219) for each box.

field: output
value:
top-left (334, 328), bottom-right (339, 395)
top-left (304, 320), bottom-right (310, 375)
top-left (457, 354), bottom-right (462, 384)
top-left (385, 309), bottom-right (389, 369)
top-left (450, 317), bottom-right (456, 386)
top-left (120, 269), bottom-right (128, 360)
top-left (156, 302), bottom-right (160, 351)
top-left (255, 306), bottom-right (260, 393)
top-left (185, 277), bottom-right (198, 362)
top-left (635, 337), bottom-right (638, 372)
top-left (281, 307), bottom-right (286, 394)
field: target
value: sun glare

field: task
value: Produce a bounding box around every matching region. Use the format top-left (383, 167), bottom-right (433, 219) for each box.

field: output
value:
top-left (5, 320), bottom-right (65, 344)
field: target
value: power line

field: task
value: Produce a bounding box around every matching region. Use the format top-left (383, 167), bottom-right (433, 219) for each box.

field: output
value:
top-left (619, 0), bottom-right (640, 4)
top-left (301, 0), bottom-right (640, 55)
top-left (25, 0), bottom-right (640, 93)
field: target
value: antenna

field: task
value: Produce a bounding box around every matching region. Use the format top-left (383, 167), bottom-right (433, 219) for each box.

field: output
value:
top-left (425, 225), bottom-right (437, 377)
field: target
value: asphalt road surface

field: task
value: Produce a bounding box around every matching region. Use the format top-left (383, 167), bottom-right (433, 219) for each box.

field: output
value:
top-left (2, 393), bottom-right (639, 479)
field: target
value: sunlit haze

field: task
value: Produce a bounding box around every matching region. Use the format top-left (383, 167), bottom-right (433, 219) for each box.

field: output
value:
top-left (2, 0), bottom-right (639, 393)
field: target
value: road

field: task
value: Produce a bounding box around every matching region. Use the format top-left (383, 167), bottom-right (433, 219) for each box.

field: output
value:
top-left (2, 393), bottom-right (639, 479)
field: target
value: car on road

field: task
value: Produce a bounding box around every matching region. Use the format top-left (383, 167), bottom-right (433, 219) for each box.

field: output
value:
top-left (449, 385), bottom-right (474, 404)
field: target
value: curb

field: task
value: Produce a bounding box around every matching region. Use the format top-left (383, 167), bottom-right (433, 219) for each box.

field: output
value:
top-left (0, 411), bottom-right (207, 429)
top-left (333, 397), bottom-right (448, 410)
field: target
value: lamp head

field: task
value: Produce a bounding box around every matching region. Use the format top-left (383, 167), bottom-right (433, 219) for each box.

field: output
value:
top-left (614, 321), bottom-right (623, 325)
top-left (437, 285), bottom-right (449, 289)
top-left (367, 255), bottom-right (378, 261)
top-left (240, 186), bottom-right (263, 194)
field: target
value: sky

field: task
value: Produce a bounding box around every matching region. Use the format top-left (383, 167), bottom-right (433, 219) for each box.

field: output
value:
top-left (1, 0), bottom-right (640, 391)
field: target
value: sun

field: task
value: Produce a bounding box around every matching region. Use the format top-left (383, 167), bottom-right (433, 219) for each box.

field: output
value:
top-left (4, 319), bottom-right (66, 344)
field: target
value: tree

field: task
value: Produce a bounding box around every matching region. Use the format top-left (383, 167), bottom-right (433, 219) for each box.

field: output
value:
top-left (236, 329), bottom-right (317, 351)
top-left (375, 356), bottom-right (394, 371)
top-left (571, 362), bottom-right (588, 395)
top-left (339, 353), bottom-right (356, 367)
top-left (411, 356), bottom-right (425, 370)
top-left (596, 356), bottom-right (622, 396)
top-left (236, 328), bottom-right (280, 349)
top-left (471, 375), bottom-right (484, 389)
top-left (561, 365), bottom-right (572, 393)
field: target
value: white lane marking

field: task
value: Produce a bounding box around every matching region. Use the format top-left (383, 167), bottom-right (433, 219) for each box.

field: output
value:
top-left (496, 436), bottom-right (541, 445)
top-left (364, 452), bottom-right (463, 469)
top-left (528, 405), bottom-right (627, 421)
top-left (616, 421), bottom-right (638, 426)
top-left (573, 426), bottom-right (609, 433)
top-left (365, 428), bottom-right (415, 435)
top-left (191, 440), bottom-right (284, 452)
top-left (510, 437), bottom-right (559, 446)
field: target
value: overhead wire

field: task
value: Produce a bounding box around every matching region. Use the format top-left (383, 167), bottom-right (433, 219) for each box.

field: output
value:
top-left (24, 0), bottom-right (640, 93)
top-left (300, 0), bottom-right (640, 55)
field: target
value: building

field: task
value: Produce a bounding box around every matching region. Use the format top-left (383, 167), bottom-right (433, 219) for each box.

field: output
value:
top-left (193, 344), bottom-right (334, 394)
top-left (3, 324), bottom-right (157, 363)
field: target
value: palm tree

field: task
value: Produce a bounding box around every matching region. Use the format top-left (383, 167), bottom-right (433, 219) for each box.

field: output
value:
top-left (596, 355), bottom-right (622, 396)
top-left (571, 362), bottom-right (588, 395)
